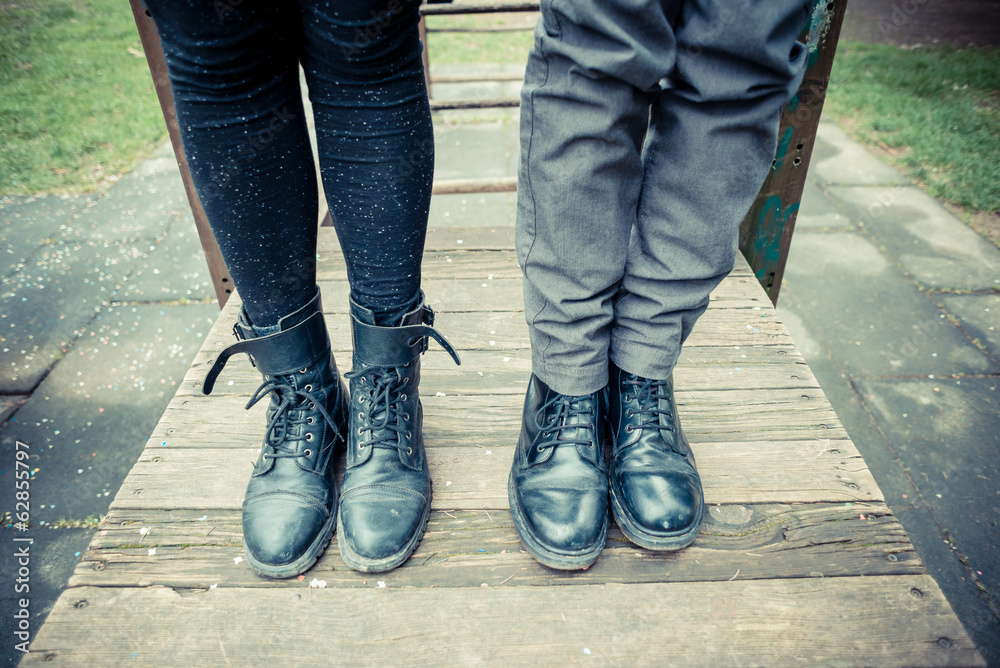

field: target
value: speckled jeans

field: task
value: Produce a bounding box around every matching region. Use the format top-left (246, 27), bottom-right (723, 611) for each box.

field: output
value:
top-left (516, 0), bottom-right (812, 395)
top-left (145, 0), bottom-right (431, 327)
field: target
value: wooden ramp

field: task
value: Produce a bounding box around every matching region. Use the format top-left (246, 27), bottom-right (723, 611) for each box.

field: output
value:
top-left (25, 225), bottom-right (983, 666)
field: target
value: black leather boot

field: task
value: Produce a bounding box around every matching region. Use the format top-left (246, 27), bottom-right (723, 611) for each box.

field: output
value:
top-left (508, 374), bottom-right (609, 570)
top-left (337, 294), bottom-right (460, 572)
top-left (203, 288), bottom-right (347, 578)
top-left (608, 361), bottom-right (704, 550)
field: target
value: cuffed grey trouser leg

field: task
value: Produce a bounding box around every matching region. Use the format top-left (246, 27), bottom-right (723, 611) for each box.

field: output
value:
top-left (516, 0), bottom-right (811, 395)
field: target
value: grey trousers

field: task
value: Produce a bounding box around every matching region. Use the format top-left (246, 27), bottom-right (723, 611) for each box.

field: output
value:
top-left (516, 0), bottom-right (812, 395)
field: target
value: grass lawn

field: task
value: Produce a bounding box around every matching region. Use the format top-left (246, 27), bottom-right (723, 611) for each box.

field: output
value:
top-left (824, 41), bottom-right (1000, 215)
top-left (0, 0), bottom-right (166, 196)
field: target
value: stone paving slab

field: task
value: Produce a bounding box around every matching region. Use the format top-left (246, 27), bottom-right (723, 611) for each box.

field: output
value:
top-left (934, 293), bottom-right (1000, 360)
top-left (0, 396), bottom-right (26, 425)
top-left (1, 239), bottom-right (148, 394)
top-left (795, 181), bottom-right (852, 230)
top-left (0, 527), bottom-right (96, 666)
top-left (0, 302), bottom-right (219, 526)
top-left (52, 157), bottom-right (188, 246)
top-left (810, 121), bottom-right (910, 186)
top-left (431, 79), bottom-right (523, 103)
top-left (853, 377), bottom-right (1000, 653)
top-left (115, 212), bottom-right (215, 303)
top-left (781, 230), bottom-right (999, 377)
top-left (428, 192), bottom-right (515, 227)
top-left (434, 122), bottom-right (514, 180)
top-left (0, 195), bottom-right (96, 280)
top-left (825, 185), bottom-right (1000, 291)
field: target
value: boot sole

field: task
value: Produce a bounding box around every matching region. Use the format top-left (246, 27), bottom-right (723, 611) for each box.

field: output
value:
top-left (507, 473), bottom-right (607, 571)
top-left (336, 483), bottom-right (432, 573)
top-left (244, 508), bottom-right (338, 579)
top-left (609, 481), bottom-right (704, 551)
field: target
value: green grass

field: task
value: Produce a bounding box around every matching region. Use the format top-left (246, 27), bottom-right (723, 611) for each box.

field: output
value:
top-left (0, 0), bottom-right (166, 195)
top-left (425, 15), bottom-right (535, 65)
top-left (824, 41), bottom-right (1000, 214)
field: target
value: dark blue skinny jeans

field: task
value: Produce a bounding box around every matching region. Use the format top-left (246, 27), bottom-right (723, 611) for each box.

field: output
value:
top-left (144, 0), bottom-right (432, 327)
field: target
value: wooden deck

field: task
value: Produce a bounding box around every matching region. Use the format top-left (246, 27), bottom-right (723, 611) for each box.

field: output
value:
top-left (24, 225), bottom-right (983, 666)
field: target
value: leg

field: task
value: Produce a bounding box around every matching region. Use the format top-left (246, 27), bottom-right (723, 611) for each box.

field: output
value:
top-left (510, 0), bottom-right (683, 569)
top-left (301, 0), bottom-right (433, 326)
top-left (144, 0), bottom-right (319, 327)
top-left (610, 0), bottom-right (811, 378)
top-left (516, 0), bottom-right (682, 397)
top-left (146, 1), bottom-right (346, 578)
top-left (607, 0), bottom-right (811, 550)
top-left (297, 0), bottom-right (460, 571)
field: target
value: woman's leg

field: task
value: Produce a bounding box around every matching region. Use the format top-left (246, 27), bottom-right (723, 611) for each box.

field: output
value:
top-left (298, 0), bottom-right (458, 572)
top-left (145, 1), bottom-right (346, 579)
top-left (143, 0), bottom-right (318, 328)
top-left (300, 0), bottom-right (433, 326)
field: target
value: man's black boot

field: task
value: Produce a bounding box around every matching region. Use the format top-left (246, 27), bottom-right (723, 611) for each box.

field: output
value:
top-left (337, 294), bottom-right (460, 572)
top-left (608, 361), bottom-right (704, 550)
top-left (203, 288), bottom-right (348, 578)
top-left (508, 374), bottom-right (609, 570)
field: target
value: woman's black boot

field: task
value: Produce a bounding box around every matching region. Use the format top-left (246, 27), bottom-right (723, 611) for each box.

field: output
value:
top-left (337, 293), bottom-right (460, 572)
top-left (203, 288), bottom-right (347, 578)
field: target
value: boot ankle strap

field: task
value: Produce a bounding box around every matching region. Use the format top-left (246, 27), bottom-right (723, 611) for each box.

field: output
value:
top-left (352, 318), bottom-right (461, 368)
top-left (203, 310), bottom-right (328, 395)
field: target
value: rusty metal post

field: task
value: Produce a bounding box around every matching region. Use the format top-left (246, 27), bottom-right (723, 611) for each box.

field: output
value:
top-left (128, 0), bottom-right (234, 307)
top-left (738, 0), bottom-right (848, 305)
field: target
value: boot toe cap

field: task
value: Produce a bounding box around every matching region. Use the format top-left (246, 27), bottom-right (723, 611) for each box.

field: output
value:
top-left (338, 487), bottom-right (428, 561)
top-left (242, 495), bottom-right (330, 569)
top-left (614, 466), bottom-right (703, 534)
top-left (516, 484), bottom-right (608, 554)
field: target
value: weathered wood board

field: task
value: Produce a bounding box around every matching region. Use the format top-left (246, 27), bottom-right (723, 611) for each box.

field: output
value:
top-left (24, 226), bottom-right (984, 667)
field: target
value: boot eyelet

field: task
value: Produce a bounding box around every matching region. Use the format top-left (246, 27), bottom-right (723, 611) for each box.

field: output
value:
top-left (625, 409), bottom-right (633, 417)
top-left (403, 413), bottom-right (410, 421)
top-left (588, 440), bottom-right (594, 448)
top-left (400, 394), bottom-right (407, 401)
top-left (406, 447), bottom-right (413, 455)
top-left (625, 425), bottom-right (634, 433)
top-left (624, 394), bottom-right (633, 401)
top-left (307, 417), bottom-right (315, 425)
top-left (357, 427), bottom-right (365, 435)
top-left (304, 384), bottom-right (313, 392)
top-left (309, 402), bottom-right (315, 409)
top-left (359, 412), bottom-right (366, 420)
top-left (537, 445), bottom-right (544, 453)
top-left (303, 449), bottom-right (312, 458)
top-left (359, 396), bottom-right (366, 403)
top-left (305, 433), bottom-right (314, 441)
top-left (300, 368), bottom-right (307, 374)
top-left (406, 431), bottom-right (412, 439)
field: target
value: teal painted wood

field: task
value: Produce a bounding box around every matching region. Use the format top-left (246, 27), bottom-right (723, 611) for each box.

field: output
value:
top-left (738, 0), bottom-right (848, 305)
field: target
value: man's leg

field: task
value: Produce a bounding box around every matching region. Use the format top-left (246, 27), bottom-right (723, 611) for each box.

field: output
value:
top-left (511, 0), bottom-right (682, 569)
top-left (611, 0), bottom-right (811, 377)
top-left (606, 0), bottom-right (811, 550)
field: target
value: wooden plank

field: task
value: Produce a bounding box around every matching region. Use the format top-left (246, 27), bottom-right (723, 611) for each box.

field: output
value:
top-left (175, 354), bottom-right (819, 398)
top-left (24, 576), bottom-right (983, 667)
top-left (71, 503), bottom-right (921, 590)
top-left (112, 433), bottom-right (876, 511)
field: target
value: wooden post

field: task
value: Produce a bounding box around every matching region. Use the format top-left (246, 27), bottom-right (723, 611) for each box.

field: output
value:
top-left (128, 0), bottom-right (234, 308)
top-left (737, 0), bottom-right (849, 305)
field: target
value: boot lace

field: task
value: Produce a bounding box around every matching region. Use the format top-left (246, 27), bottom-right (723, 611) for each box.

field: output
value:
top-left (344, 366), bottom-right (412, 455)
top-left (534, 394), bottom-right (596, 452)
top-left (246, 376), bottom-right (343, 460)
top-left (623, 376), bottom-right (674, 435)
